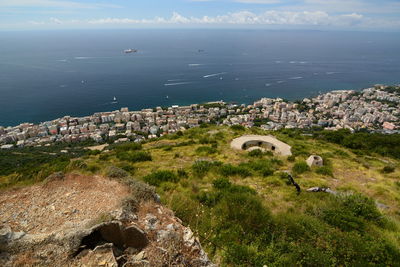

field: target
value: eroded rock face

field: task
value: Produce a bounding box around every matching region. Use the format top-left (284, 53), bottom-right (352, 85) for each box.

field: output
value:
top-left (75, 221), bottom-right (148, 255)
top-left (0, 174), bottom-right (215, 267)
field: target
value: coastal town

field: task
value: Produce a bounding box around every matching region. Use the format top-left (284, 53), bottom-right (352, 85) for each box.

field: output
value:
top-left (1, 84), bottom-right (399, 149)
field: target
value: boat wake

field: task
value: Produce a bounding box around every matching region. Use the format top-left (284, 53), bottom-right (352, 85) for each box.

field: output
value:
top-left (188, 64), bottom-right (204, 67)
top-left (289, 76), bottom-right (303, 80)
top-left (203, 72), bottom-right (227, 78)
top-left (164, 82), bottom-right (193, 86)
top-left (167, 79), bottom-right (184, 82)
top-left (74, 57), bottom-right (93, 60)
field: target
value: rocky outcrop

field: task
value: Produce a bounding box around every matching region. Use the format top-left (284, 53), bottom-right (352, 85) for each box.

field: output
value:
top-left (0, 174), bottom-right (215, 267)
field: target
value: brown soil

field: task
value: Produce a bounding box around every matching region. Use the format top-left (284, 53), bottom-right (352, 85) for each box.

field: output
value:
top-left (0, 174), bottom-right (130, 234)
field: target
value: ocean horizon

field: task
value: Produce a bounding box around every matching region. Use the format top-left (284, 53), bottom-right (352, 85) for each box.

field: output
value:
top-left (1, 29), bottom-right (399, 127)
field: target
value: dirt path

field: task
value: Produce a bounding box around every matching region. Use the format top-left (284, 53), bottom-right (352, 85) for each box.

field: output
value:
top-left (0, 174), bottom-right (129, 234)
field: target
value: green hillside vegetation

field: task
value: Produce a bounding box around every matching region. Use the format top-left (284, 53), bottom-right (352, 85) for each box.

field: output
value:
top-left (1, 125), bottom-right (400, 266)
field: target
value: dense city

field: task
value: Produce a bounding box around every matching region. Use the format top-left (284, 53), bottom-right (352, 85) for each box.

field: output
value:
top-left (1, 84), bottom-right (399, 149)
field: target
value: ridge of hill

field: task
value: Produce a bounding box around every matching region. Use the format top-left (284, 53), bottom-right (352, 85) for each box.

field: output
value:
top-left (1, 125), bottom-right (400, 266)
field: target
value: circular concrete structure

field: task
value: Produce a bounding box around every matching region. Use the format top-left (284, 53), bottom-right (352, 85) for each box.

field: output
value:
top-left (231, 135), bottom-right (292, 156)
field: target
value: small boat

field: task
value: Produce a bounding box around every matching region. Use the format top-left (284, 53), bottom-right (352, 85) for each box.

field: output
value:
top-left (166, 95), bottom-right (169, 99)
top-left (124, 49), bottom-right (138, 54)
top-left (112, 96), bottom-right (118, 104)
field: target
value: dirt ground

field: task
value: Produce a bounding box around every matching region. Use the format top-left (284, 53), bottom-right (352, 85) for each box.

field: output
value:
top-left (0, 174), bottom-right (130, 234)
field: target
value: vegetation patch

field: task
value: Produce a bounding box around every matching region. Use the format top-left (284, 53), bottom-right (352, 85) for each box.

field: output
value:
top-left (143, 170), bottom-right (179, 186)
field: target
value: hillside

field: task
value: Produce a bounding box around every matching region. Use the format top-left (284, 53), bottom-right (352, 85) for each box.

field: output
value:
top-left (1, 125), bottom-right (400, 266)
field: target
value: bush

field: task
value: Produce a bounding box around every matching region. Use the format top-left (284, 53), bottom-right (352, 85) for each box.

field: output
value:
top-left (219, 164), bottom-right (252, 177)
top-left (315, 166), bottom-right (334, 177)
top-left (191, 160), bottom-right (221, 177)
top-left (106, 166), bottom-right (129, 178)
top-left (117, 162), bottom-right (136, 174)
top-left (213, 177), bottom-right (232, 190)
top-left (114, 142), bottom-right (142, 152)
top-left (117, 151), bottom-right (152, 163)
top-left (381, 165), bottom-right (395, 173)
top-left (248, 149), bottom-right (263, 158)
top-left (143, 170), bottom-right (179, 186)
top-left (126, 179), bottom-right (158, 202)
top-left (231, 125), bottom-right (245, 131)
top-left (292, 161), bottom-right (310, 175)
top-left (68, 159), bottom-right (87, 170)
top-left (321, 194), bottom-right (383, 231)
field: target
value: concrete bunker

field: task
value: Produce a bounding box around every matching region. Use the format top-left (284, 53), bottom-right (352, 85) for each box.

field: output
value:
top-left (306, 155), bottom-right (323, 167)
top-left (231, 135), bottom-right (292, 156)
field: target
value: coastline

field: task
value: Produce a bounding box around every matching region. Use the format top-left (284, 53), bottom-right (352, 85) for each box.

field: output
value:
top-left (1, 84), bottom-right (399, 149)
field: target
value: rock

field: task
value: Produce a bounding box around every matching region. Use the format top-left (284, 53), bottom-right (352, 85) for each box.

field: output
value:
top-left (0, 225), bottom-right (26, 250)
top-left (123, 225), bottom-right (148, 249)
top-left (132, 251), bottom-right (146, 261)
top-left (144, 214), bottom-right (158, 231)
top-left (307, 187), bottom-right (337, 195)
top-left (79, 243), bottom-right (118, 267)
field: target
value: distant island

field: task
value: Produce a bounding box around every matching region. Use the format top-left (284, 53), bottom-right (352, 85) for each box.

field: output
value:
top-left (1, 84), bottom-right (399, 149)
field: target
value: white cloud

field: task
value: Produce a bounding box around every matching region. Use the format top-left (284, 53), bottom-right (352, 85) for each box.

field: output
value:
top-left (28, 10), bottom-right (400, 30)
top-left (87, 10), bottom-right (365, 27)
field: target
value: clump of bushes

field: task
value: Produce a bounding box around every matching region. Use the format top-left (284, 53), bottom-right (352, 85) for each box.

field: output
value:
top-left (143, 170), bottom-right (179, 186)
top-left (292, 160), bottom-right (310, 175)
top-left (106, 166), bottom-right (129, 178)
top-left (68, 159), bottom-right (88, 170)
top-left (248, 149), bottom-right (263, 157)
top-left (320, 193), bottom-right (384, 231)
top-left (114, 142), bottom-right (142, 152)
top-left (231, 125), bottom-right (245, 131)
top-left (116, 151), bottom-right (152, 163)
top-left (239, 159), bottom-right (279, 177)
top-left (191, 160), bottom-right (222, 177)
top-left (381, 165), bottom-right (395, 174)
top-left (315, 166), bottom-right (334, 177)
top-left (219, 164), bottom-right (252, 177)
top-left (117, 162), bottom-right (136, 174)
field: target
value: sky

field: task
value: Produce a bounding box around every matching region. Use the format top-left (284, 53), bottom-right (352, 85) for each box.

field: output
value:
top-left (1, 0), bottom-right (400, 31)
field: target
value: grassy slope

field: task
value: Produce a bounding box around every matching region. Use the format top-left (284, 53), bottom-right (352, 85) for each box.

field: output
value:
top-left (1, 125), bottom-right (400, 266)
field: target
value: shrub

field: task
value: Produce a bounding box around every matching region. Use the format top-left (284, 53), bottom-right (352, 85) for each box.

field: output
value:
top-left (381, 165), bottom-right (395, 174)
top-left (213, 177), bottom-right (232, 190)
top-left (106, 166), bottom-right (129, 178)
top-left (321, 194), bottom-right (383, 231)
top-left (143, 170), bottom-right (179, 186)
top-left (114, 142), bottom-right (142, 152)
top-left (87, 164), bottom-right (100, 173)
top-left (68, 159), bottom-right (87, 170)
top-left (126, 179), bottom-right (158, 202)
top-left (191, 160), bottom-right (221, 177)
top-left (248, 149), bottom-right (263, 158)
top-left (231, 125), bottom-right (245, 131)
top-left (287, 155), bottom-right (296, 162)
top-left (315, 166), bottom-right (334, 177)
top-left (261, 168), bottom-right (274, 177)
top-left (220, 164), bottom-right (252, 177)
top-left (292, 161), bottom-right (310, 175)
top-left (117, 163), bottom-right (136, 174)
top-left (177, 168), bottom-right (188, 178)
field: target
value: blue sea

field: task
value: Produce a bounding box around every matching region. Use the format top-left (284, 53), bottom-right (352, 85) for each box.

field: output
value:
top-left (0, 29), bottom-right (399, 126)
